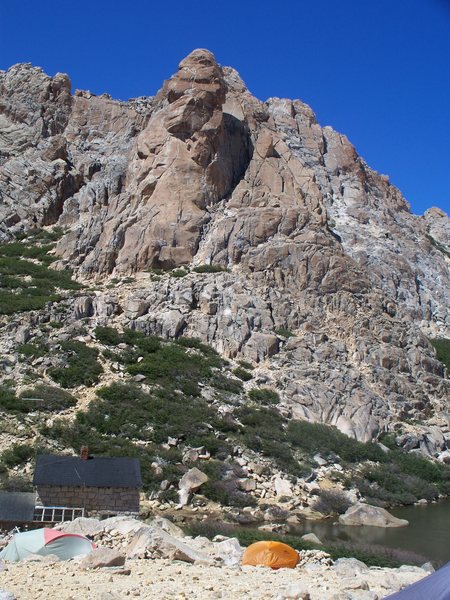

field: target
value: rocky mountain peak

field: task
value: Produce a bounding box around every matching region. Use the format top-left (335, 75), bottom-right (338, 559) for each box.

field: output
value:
top-left (0, 50), bottom-right (449, 448)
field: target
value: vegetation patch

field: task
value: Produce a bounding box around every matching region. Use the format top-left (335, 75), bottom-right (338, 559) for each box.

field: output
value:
top-left (237, 360), bottom-right (254, 370)
top-left (94, 325), bottom-right (124, 346)
top-left (274, 328), bottom-right (295, 338)
top-left (17, 342), bottom-right (48, 359)
top-left (22, 325), bottom-right (450, 507)
top-left (193, 265), bottom-right (229, 274)
top-left (49, 341), bottom-right (103, 388)
top-left (19, 385), bottom-right (77, 412)
top-left (236, 406), bottom-right (305, 476)
top-left (200, 461), bottom-right (257, 508)
top-left (170, 269), bottom-right (189, 278)
top-left (426, 234), bottom-right (450, 258)
top-left (233, 367), bottom-right (253, 381)
top-left (0, 444), bottom-right (34, 468)
top-left (0, 230), bottom-right (81, 315)
top-left (248, 388), bottom-right (279, 405)
top-left (312, 489), bottom-right (352, 515)
top-left (286, 420), bottom-right (386, 463)
top-left (429, 338), bottom-right (450, 371)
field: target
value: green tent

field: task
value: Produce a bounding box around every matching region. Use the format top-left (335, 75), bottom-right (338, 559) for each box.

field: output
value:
top-left (0, 528), bottom-right (94, 561)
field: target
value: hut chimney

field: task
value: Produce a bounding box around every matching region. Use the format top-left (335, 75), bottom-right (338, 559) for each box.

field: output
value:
top-left (80, 446), bottom-right (89, 460)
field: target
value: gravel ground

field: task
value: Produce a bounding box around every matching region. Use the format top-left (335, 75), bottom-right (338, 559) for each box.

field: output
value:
top-left (0, 557), bottom-right (426, 600)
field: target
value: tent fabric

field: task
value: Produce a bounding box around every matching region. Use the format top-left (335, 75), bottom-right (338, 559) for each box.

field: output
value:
top-left (0, 528), bottom-right (94, 562)
top-left (242, 541), bottom-right (299, 569)
top-left (384, 562), bottom-right (450, 600)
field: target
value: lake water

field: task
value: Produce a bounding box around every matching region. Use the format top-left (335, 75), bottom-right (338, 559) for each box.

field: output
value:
top-left (288, 500), bottom-right (450, 565)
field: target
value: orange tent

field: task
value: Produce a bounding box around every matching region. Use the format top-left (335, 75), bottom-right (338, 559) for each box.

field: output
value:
top-left (241, 541), bottom-right (300, 569)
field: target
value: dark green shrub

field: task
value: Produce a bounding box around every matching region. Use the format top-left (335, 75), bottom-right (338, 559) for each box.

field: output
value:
top-left (429, 338), bottom-right (450, 370)
top-left (0, 386), bottom-right (20, 412)
top-left (19, 385), bottom-right (77, 412)
top-left (159, 488), bottom-right (179, 503)
top-left (312, 489), bottom-right (352, 515)
top-left (127, 343), bottom-right (210, 384)
top-left (233, 367), bottom-right (252, 381)
top-left (211, 374), bottom-right (243, 394)
top-left (238, 360), bottom-right (254, 370)
top-left (286, 420), bottom-right (386, 463)
top-left (176, 337), bottom-right (221, 360)
top-left (274, 328), bottom-right (295, 338)
top-left (193, 265), bottom-right (228, 273)
top-left (236, 406), bottom-right (284, 431)
top-left (49, 341), bottom-right (103, 388)
top-left (136, 335), bottom-right (161, 354)
top-left (180, 379), bottom-right (201, 397)
top-left (200, 461), bottom-right (256, 508)
top-left (170, 269), bottom-right (188, 278)
top-left (1, 444), bottom-right (34, 468)
top-left (0, 474), bottom-right (33, 492)
top-left (0, 239), bottom-right (81, 315)
top-left (248, 388), bottom-right (280, 405)
top-left (94, 326), bottom-right (122, 346)
top-left (75, 382), bottom-right (221, 446)
top-left (121, 328), bottom-right (145, 345)
top-left (17, 343), bottom-right (48, 358)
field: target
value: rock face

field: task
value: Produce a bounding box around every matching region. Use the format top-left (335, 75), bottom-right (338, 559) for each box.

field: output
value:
top-left (80, 547), bottom-right (126, 569)
top-left (339, 503), bottom-right (409, 528)
top-left (178, 467), bottom-right (209, 505)
top-left (0, 49), bottom-right (449, 447)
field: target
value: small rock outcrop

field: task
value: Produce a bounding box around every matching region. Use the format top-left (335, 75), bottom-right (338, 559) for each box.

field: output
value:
top-left (339, 504), bottom-right (409, 528)
top-left (80, 547), bottom-right (126, 569)
top-left (178, 467), bottom-right (209, 505)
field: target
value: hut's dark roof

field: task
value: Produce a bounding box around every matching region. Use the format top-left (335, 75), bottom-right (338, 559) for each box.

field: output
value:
top-left (33, 455), bottom-right (142, 488)
top-left (0, 492), bottom-right (35, 522)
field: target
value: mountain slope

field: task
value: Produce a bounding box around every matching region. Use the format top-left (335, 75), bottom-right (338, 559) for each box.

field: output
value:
top-left (0, 49), bottom-right (449, 456)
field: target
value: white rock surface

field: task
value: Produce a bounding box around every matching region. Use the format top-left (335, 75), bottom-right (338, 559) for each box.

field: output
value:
top-left (339, 504), bottom-right (409, 528)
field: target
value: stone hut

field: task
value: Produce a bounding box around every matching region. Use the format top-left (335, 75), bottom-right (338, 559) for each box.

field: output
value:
top-left (33, 450), bottom-right (142, 514)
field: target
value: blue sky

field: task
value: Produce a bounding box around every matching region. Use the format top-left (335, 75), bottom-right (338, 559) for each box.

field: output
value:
top-left (1, 0), bottom-right (449, 216)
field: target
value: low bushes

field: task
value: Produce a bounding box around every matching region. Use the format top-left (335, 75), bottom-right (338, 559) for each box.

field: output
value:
top-left (233, 367), bottom-right (252, 381)
top-left (312, 489), bottom-right (352, 515)
top-left (0, 234), bottom-right (81, 315)
top-left (286, 420), bottom-right (386, 464)
top-left (200, 461), bottom-right (257, 508)
top-left (430, 338), bottom-right (450, 371)
top-left (17, 343), bottom-right (48, 359)
top-left (248, 388), bottom-right (279, 405)
top-left (170, 269), bottom-right (188, 278)
top-left (236, 406), bottom-right (305, 476)
top-left (49, 341), bottom-right (103, 388)
top-left (0, 386), bottom-right (21, 413)
top-left (211, 374), bottom-right (243, 395)
top-left (193, 265), bottom-right (228, 274)
top-left (94, 326), bottom-right (122, 346)
top-left (0, 383), bottom-right (77, 414)
top-left (1, 444), bottom-right (34, 468)
top-left (19, 385), bottom-right (77, 412)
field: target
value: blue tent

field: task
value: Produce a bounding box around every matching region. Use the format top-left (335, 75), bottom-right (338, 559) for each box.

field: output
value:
top-left (385, 562), bottom-right (450, 599)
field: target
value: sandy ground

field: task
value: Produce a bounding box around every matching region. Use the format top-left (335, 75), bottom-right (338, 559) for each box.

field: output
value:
top-left (0, 557), bottom-right (425, 600)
